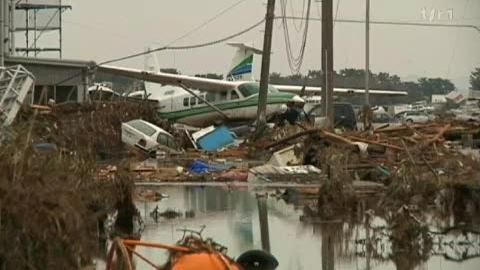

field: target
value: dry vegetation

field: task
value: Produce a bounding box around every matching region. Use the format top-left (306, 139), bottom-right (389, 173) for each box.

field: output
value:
top-left (0, 101), bottom-right (155, 269)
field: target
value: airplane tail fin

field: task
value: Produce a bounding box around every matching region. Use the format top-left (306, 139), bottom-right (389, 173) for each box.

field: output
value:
top-left (144, 48), bottom-right (160, 73)
top-left (225, 43), bottom-right (263, 81)
top-left (143, 48), bottom-right (163, 95)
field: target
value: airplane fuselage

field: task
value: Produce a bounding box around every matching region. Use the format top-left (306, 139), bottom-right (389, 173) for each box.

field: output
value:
top-left (133, 82), bottom-right (297, 127)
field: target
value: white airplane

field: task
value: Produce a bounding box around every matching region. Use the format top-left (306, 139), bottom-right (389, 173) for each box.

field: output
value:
top-left (99, 43), bottom-right (407, 127)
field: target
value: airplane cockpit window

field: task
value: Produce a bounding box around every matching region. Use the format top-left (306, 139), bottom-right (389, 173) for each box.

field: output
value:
top-left (238, 82), bottom-right (279, 97)
top-left (183, 97), bottom-right (189, 107)
top-left (190, 97), bottom-right (197, 106)
top-left (231, 90), bottom-right (239, 100)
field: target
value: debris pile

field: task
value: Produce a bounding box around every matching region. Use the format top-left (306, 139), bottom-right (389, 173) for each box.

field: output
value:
top-left (248, 121), bottom-right (480, 217)
top-left (13, 101), bottom-right (169, 159)
top-left (2, 98), bottom-right (478, 268)
top-left (0, 102), bottom-right (146, 269)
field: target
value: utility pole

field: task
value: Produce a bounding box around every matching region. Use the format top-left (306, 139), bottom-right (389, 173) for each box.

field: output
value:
top-left (365, 0), bottom-right (370, 106)
top-left (321, 0), bottom-right (334, 127)
top-left (255, 0), bottom-right (275, 138)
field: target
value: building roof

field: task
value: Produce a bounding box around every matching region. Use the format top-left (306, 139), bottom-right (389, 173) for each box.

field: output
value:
top-left (5, 56), bottom-right (95, 69)
top-left (4, 56), bottom-right (96, 86)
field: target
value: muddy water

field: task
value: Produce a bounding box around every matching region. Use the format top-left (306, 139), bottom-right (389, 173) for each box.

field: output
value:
top-left (133, 186), bottom-right (480, 270)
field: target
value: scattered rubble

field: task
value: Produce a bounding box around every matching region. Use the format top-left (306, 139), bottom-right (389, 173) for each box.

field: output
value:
top-left (1, 99), bottom-right (479, 269)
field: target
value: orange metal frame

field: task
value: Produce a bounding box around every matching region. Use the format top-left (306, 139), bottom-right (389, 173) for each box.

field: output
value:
top-left (105, 238), bottom-right (192, 270)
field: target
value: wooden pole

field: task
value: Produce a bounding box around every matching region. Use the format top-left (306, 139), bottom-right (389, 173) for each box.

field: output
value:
top-left (255, 0), bottom-right (276, 138)
top-left (322, 0), bottom-right (334, 128)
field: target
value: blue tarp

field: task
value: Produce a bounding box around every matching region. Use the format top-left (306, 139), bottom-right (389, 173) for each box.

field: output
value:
top-left (196, 126), bottom-right (235, 151)
top-left (189, 160), bottom-right (233, 174)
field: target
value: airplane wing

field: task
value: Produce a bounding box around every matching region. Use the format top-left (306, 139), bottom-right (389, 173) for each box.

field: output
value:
top-left (98, 65), bottom-right (238, 92)
top-left (273, 84), bottom-right (408, 96)
top-left (99, 65), bottom-right (407, 96)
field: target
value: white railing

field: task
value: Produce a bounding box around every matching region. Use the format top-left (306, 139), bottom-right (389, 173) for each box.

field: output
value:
top-left (0, 65), bottom-right (35, 128)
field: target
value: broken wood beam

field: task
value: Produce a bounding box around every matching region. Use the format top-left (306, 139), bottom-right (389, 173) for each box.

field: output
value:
top-left (374, 123), bottom-right (440, 134)
top-left (346, 135), bottom-right (403, 151)
top-left (419, 124), bottom-right (451, 149)
top-left (264, 128), bottom-right (321, 149)
top-left (320, 130), bottom-right (356, 146)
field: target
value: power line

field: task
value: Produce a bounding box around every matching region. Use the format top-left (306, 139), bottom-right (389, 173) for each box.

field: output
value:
top-left (54, 0), bottom-right (252, 86)
top-left (99, 19), bottom-right (265, 66)
top-left (275, 16), bottom-right (480, 34)
top-left (53, 18), bottom-right (266, 86)
top-left (333, 0), bottom-right (340, 28)
top-left (154, 0), bottom-right (249, 46)
top-left (280, 0), bottom-right (312, 75)
top-left (446, 0), bottom-right (471, 79)
top-left (69, 0), bottom-right (250, 47)
top-left (289, 0), bottom-right (307, 32)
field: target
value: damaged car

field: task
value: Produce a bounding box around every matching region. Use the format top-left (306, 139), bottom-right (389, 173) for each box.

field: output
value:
top-left (121, 119), bottom-right (180, 155)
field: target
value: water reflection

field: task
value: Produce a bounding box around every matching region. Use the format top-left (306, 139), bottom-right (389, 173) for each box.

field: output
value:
top-left (133, 186), bottom-right (480, 270)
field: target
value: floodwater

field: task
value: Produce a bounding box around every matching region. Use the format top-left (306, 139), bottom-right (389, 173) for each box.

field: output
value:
top-left (131, 186), bottom-right (480, 270)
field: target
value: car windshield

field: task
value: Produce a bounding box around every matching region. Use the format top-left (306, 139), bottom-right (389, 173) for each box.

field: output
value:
top-left (237, 82), bottom-right (279, 97)
top-left (126, 120), bottom-right (156, 136)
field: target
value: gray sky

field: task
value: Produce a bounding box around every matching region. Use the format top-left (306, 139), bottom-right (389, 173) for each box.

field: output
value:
top-left (44, 0), bottom-right (480, 89)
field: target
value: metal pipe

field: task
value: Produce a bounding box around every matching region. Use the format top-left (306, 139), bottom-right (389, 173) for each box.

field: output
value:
top-left (59, 4), bottom-right (62, 58)
top-left (25, 7), bottom-right (28, 57)
top-left (365, 0), bottom-right (370, 106)
top-left (122, 239), bottom-right (190, 252)
top-left (2, 0), bottom-right (9, 57)
top-left (9, 0), bottom-right (14, 55)
top-left (0, 0), bottom-right (4, 66)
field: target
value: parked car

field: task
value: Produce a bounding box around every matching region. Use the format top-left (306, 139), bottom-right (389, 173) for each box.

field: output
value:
top-left (121, 119), bottom-right (180, 154)
top-left (396, 111), bottom-right (430, 124)
top-left (370, 112), bottom-right (401, 129)
top-left (307, 102), bottom-right (357, 130)
top-left (455, 112), bottom-right (480, 122)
